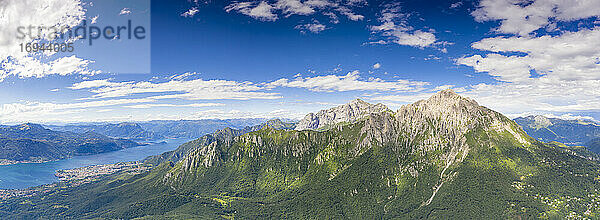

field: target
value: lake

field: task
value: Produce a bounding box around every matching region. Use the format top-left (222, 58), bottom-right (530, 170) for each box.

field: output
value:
top-left (0, 138), bottom-right (191, 189)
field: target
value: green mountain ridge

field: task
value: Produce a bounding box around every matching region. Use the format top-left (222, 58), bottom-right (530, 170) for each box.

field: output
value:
top-left (2, 90), bottom-right (599, 219)
top-left (144, 119), bottom-right (296, 166)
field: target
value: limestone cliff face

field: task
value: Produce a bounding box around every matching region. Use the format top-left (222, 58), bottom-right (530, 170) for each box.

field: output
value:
top-left (355, 90), bottom-right (529, 152)
top-left (349, 90), bottom-right (532, 205)
top-left (182, 141), bottom-right (221, 172)
top-left (378, 90), bottom-right (531, 205)
top-left (295, 99), bottom-right (390, 131)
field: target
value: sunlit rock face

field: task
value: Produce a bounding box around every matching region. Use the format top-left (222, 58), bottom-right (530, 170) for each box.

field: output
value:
top-left (295, 98), bottom-right (390, 131)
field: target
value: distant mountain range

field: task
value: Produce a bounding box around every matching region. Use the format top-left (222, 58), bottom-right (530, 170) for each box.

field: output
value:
top-left (137, 119), bottom-right (269, 139)
top-left (588, 138), bottom-right (600, 153)
top-left (0, 123), bottom-right (140, 165)
top-left (46, 118), bottom-right (275, 141)
top-left (514, 115), bottom-right (600, 149)
top-left (3, 90), bottom-right (600, 219)
top-left (45, 122), bottom-right (161, 141)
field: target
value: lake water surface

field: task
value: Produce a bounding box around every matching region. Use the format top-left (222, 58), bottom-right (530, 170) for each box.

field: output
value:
top-left (0, 138), bottom-right (191, 189)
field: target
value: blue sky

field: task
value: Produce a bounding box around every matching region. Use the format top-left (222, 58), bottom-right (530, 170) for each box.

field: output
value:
top-left (1, 0), bottom-right (600, 124)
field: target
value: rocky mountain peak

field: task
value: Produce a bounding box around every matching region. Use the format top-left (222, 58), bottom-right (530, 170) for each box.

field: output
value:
top-left (261, 119), bottom-right (296, 130)
top-left (16, 123), bottom-right (46, 131)
top-left (295, 98), bottom-right (390, 131)
top-left (116, 122), bottom-right (141, 127)
top-left (422, 89), bottom-right (478, 108)
top-left (357, 89), bottom-right (531, 206)
top-left (532, 115), bottom-right (553, 128)
top-left (349, 98), bottom-right (368, 105)
top-left (395, 89), bottom-right (500, 130)
top-left (392, 89), bottom-right (487, 127)
top-left (357, 90), bottom-right (492, 155)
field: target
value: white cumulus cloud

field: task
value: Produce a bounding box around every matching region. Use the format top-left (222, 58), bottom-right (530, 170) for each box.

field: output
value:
top-left (266, 70), bottom-right (428, 92)
top-left (69, 77), bottom-right (283, 100)
top-left (119, 8), bottom-right (132, 15)
top-left (473, 0), bottom-right (600, 36)
top-left (225, 1), bottom-right (279, 21)
top-left (295, 20), bottom-right (327, 33)
top-left (0, 0), bottom-right (95, 81)
top-left (123, 103), bottom-right (225, 109)
top-left (455, 0), bottom-right (600, 118)
top-left (370, 3), bottom-right (438, 48)
top-left (224, 0), bottom-right (365, 23)
top-left (181, 7), bottom-right (200, 17)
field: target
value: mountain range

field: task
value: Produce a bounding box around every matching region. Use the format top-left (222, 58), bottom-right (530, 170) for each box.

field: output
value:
top-left (46, 122), bottom-right (161, 141)
top-left (1, 90), bottom-right (599, 219)
top-left (46, 118), bottom-right (272, 141)
top-left (588, 138), bottom-right (600, 154)
top-left (514, 115), bottom-right (600, 150)
top-left (0, 123), bottom-right (140, 165)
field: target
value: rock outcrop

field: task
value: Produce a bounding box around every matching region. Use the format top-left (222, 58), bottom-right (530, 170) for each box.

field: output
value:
top-left (295, 99), bottom-right (390, 131)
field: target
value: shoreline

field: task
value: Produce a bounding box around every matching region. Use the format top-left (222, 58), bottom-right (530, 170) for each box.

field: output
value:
top-left (0, 159), bottom-right (55, 166)
top-left (0, 142), bottom-right (160, 166)
top-left (0, 138), bottom-right (188, 195)
top-left (1, 161), bottom-right (152, 200)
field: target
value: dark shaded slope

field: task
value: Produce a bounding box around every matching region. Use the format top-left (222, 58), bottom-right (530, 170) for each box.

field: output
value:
top-left (588, 138), bottom-right (600, 154)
